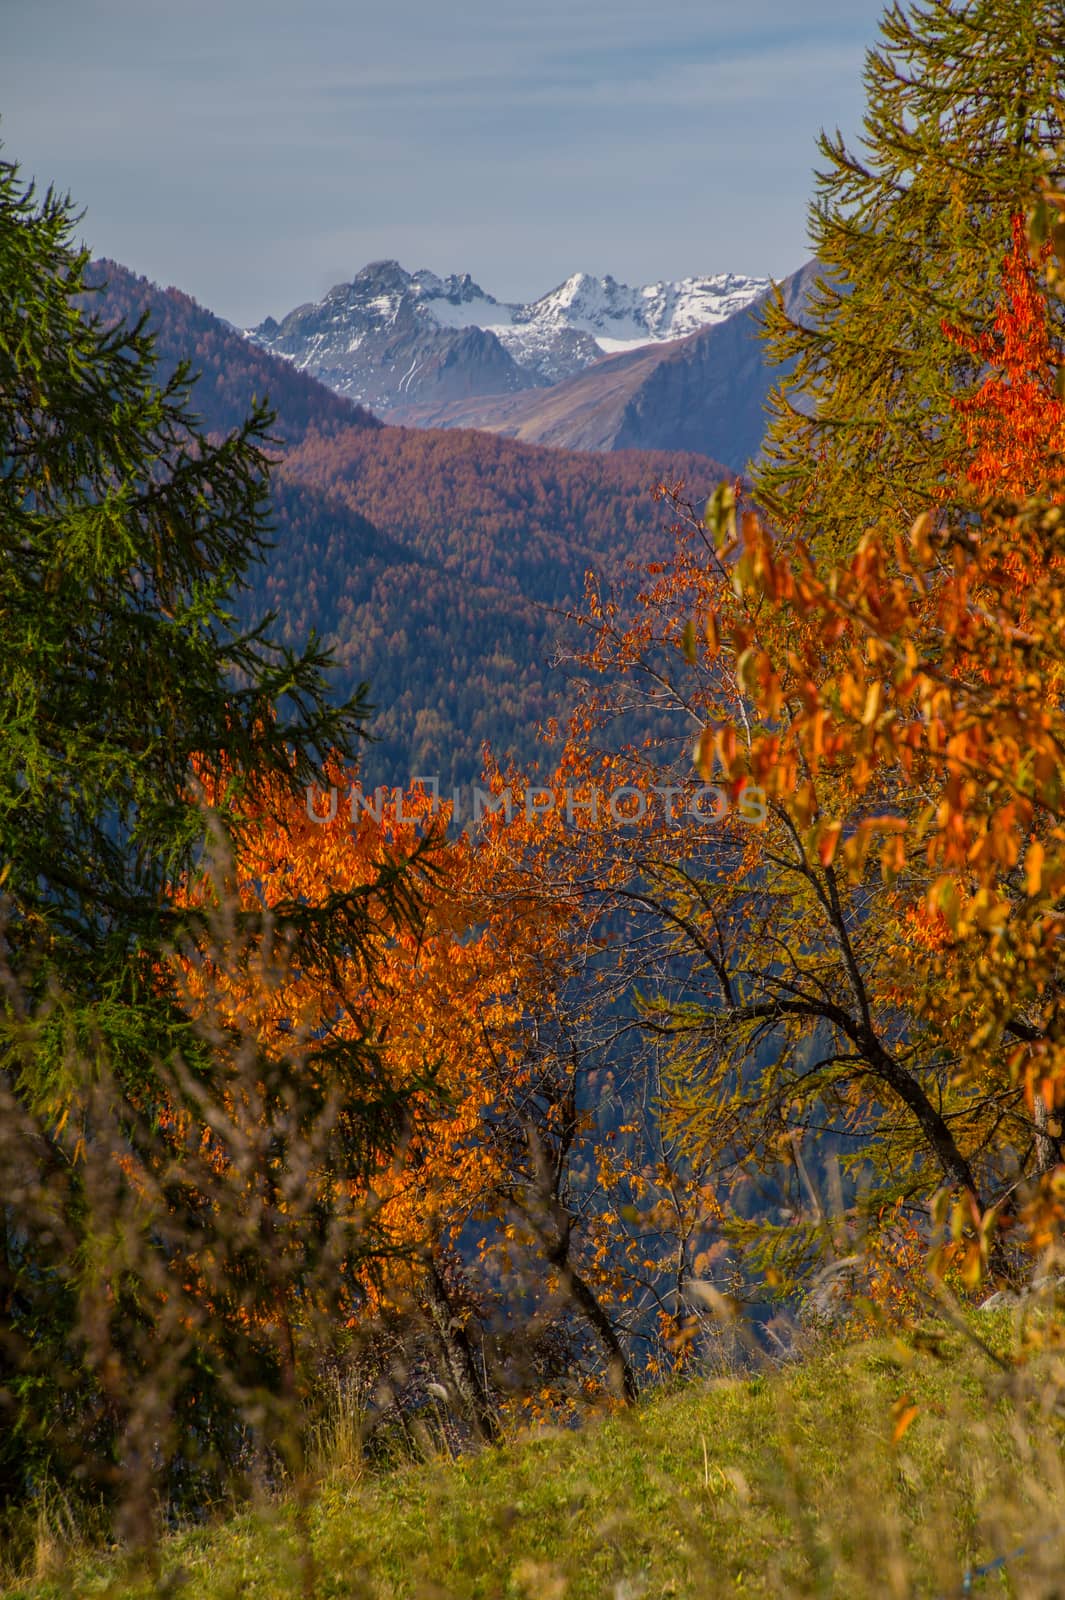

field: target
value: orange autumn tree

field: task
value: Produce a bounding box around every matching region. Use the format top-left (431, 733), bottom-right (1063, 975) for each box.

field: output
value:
top-left (697, 502), bottom-right (1065, 1284)
top-left (944, 212), bottom-right (1065, 501)
top-left (513, 492), bottom-right (1000, 1314)
top-left (512, 217), bottom-right (1065, 1326)
top-left (173, 757), bottom-right (607, 1430)
top-left (179, 763), bottom-right (557, 1266)
top-left (688, 220), bottom-right (1065, 1288)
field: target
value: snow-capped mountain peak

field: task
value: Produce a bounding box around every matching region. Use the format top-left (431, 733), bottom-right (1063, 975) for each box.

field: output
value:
top-left (516, 269), bottom-right (771, 352)
top-left (247, 262), bottom-right (770, 409)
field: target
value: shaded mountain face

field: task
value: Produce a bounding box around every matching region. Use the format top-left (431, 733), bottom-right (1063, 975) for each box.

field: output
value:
top-left (248, 261), bottom-right (770, 412)
top-left (83, 260), bottom-right (730, 790)
top-left (385, 261), bottom-right (820, 475)
top-left (81, 260), bottom-right (380, 443)
top-left (611, 260), bottom-right (820, 467)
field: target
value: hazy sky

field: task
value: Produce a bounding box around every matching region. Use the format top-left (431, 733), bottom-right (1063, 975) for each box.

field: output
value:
top-left (3, 0), bottom-right (888, 327)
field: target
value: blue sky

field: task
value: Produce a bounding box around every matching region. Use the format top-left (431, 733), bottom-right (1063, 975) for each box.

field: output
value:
top-left (2, 0), bottom-right (888, 327)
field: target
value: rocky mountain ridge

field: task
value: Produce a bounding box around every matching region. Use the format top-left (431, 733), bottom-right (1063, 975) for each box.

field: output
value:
top-left (248, 260), bottom-right (770, 413)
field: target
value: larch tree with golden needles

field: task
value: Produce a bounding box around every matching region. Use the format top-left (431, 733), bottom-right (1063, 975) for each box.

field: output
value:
top-left (754, 0), bottom-right (1064, 558)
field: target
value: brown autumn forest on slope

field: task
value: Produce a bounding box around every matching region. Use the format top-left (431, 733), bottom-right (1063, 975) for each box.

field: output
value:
top-left (82, 262), bottom-right (731, 789)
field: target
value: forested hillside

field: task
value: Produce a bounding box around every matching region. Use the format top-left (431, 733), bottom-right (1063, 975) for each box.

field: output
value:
top-left (84, 262), bottom-right (730, 786)
top-left (81, 262), bottom-right (380, 443)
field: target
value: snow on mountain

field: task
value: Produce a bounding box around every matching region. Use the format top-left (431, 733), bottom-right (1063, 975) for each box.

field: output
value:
top-left (248, 263), bottom-right (770, 412)
top-left (491, 269), bottom-right (770, 377)
top-left (408, 268), bottom-right (514, 330)
top-left (513, 270), bottom-right (769, 346)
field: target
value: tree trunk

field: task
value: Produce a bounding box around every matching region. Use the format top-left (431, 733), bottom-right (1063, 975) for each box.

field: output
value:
top-left (547, 1241), bottom-right (638, 1405)
top-left (1033, 1094), bottom-right (1061, 1178)
top-left (423, 1258), bottom-right (499, 1445)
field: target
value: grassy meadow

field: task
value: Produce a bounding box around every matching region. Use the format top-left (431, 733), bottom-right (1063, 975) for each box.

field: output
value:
top-left (9, 1310), bottom-right (1065, 1600)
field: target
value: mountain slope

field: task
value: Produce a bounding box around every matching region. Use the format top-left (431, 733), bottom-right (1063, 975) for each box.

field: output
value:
top-left (611, 261), bottom-right (819, 465)
top-left (270, 423), bottom-right (731, 785)
top-left (387, 338), bottom-right (685, 451)
top-left (84, 261), bottom-right (730, 790)
top-left (26, 1333), bottom-right (1039, 1600)
top-left (82, 261), bottom-right (380, 444)
top-left (387, 262), bottom-right (820, 473)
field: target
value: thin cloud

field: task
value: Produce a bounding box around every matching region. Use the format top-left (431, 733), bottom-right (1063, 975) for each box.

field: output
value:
top-left (0, 0), bottom-right (888, 325)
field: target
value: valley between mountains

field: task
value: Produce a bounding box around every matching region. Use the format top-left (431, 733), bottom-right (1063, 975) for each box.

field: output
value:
top-left (86, 254), bottom-right (805, 790)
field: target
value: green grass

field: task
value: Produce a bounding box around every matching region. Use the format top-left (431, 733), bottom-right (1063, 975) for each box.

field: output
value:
top-left (9, 1318), bottom-right (1065, 1599)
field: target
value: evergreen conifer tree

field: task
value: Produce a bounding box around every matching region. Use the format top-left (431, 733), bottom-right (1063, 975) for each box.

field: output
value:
top-left (0, 157), bottom-right (424, 1517)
